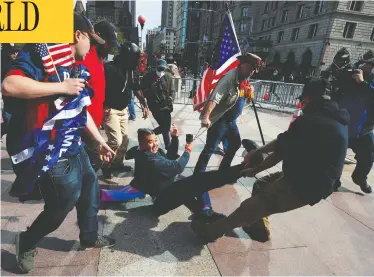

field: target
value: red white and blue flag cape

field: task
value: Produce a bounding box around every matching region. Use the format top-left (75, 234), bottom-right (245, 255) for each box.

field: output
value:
top-left (7, 43), bottom-right (93, 197)
top-left (193, 10), bottom-right (241, 112)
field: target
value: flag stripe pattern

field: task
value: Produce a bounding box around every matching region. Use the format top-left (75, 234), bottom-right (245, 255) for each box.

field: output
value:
top-left (8, 43), bottom-right (93, 197)
top-left (33, 43), bottom-right (74, 74)
top-left (193, 12), bottom-right (241, 111)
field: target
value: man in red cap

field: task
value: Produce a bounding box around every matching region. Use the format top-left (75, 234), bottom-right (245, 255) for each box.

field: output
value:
top-left (193, 52), bottom-right (264, 220)
top-left (77, 20), bottom-right (120, 172)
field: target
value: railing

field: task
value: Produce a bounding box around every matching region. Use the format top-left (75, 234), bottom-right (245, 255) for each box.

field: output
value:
top-left (251, 80), bottom-right (304, 109)
top-left (171, 78), bottom-right (304, 109)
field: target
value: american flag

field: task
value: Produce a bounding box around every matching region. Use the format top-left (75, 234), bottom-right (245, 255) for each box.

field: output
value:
top-left (9, 65), bottom-right (92, 197)
top-left (33, 43), bottom-right (74, 75)
top-left (193, 11), bottom-right (241, 112)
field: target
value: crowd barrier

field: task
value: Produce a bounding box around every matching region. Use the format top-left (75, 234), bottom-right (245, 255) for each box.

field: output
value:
top-left (171, 78), bottom-right (304, 109)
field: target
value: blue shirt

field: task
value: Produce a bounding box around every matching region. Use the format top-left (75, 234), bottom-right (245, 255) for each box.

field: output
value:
top-left (221, 96), bottom-right (246, 122)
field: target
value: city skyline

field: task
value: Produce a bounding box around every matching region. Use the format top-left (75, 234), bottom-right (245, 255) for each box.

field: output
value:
top-left (74, 0), bottom-right (162, 34)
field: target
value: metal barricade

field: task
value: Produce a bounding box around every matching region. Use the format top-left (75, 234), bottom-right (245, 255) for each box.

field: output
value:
top-left (251, 80), bottom-right (304, 109)
top-left (171, 78), bottom-right (304, 109)
top-left (172, 77), bottom-right (201, 105)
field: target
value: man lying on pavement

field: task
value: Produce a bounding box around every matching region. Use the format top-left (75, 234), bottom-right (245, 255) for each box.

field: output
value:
top-left (191, 77), bottom-right (350, 243)
top-left (125, 124), bottom-right (262, 223)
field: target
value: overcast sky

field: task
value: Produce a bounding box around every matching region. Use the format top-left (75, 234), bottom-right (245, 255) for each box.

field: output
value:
top-left (74, 0), bottom-right (162, 34)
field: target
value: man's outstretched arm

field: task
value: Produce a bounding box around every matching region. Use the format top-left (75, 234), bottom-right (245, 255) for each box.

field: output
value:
top-left (241, 152), bottom-right (282, 178)
top-left (2, 75), bottom-right (86, 99)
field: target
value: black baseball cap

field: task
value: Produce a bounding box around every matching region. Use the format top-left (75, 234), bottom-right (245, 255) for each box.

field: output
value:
top-left (297, 77), bottom-right (331, 101)
top-left (74, 12), bottom-right (105, 45)
top-left (2, 43), bottom-right (20, 54)
top-left (362, 58), bottom-right (374, 66)
top-left (94, 21), bottom-right (120, 48)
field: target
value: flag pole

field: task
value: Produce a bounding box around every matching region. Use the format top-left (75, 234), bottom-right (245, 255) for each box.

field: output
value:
top-left (225, 3), bottom-right (266, 146)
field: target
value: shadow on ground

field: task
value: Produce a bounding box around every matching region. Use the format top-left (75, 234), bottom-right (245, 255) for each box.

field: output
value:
top-left (104, 205), bottom-right (205, 262)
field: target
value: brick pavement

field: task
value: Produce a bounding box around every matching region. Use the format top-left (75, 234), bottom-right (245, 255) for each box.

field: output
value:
top-left (1, 104), bottom-right (374, 275)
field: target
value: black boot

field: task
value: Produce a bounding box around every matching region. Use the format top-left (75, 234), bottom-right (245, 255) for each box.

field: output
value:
top-left (101, 168), bottom-right (113, 179)
top-left (333, 179), bottom-right (341, 192)
top-left (352, 177), bottom-right (372, 194)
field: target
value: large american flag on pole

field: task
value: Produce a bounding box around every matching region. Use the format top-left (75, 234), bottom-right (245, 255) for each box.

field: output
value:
top-left (193, 11), bottom-right (241, 111)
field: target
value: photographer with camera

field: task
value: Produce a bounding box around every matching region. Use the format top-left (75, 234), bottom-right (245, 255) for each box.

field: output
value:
top-left (332, 54), bottom-right (374, 194)
top-left (140, 59), bottom-right (175, 149)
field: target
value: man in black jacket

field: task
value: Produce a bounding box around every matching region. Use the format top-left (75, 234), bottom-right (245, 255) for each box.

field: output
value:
top-left (191, 78), bottom-right (350, 243)
top-left (102, 42), bottom-right (149, 179)
top-left (333, 58), bottom-right (374, 193)
top-left (140, 59), bottom-right (175, 149)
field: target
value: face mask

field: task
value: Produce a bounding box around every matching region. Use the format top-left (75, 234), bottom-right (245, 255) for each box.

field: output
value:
top-left (156, 70), bottom-right (165, 78)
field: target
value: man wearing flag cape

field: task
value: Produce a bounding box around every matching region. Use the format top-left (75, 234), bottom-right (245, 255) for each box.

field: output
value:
top-left (1, 12), bottom-right (116, 273)
top-left (193, 7), bottom-right (264, 218)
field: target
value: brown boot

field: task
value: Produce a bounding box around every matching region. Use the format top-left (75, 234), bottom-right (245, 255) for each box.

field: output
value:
top-left (242, 216), bottom-right (270, 242)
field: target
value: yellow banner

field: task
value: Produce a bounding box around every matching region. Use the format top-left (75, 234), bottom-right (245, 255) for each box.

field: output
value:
top-left (0, 0), bottom-right (73, 43)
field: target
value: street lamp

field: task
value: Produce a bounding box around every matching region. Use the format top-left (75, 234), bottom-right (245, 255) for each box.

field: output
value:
top-left (138, 15), bottom-right (146, 51)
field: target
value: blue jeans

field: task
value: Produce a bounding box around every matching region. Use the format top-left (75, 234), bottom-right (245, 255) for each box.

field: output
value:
top-left (194, 119), bottom-right (242, 209)
top-left (128, 91), bottom-right (136, 119)
top-left (350, 132), bottom-right (374, 183)
top-left (20, 148), bottom-right (99, 251)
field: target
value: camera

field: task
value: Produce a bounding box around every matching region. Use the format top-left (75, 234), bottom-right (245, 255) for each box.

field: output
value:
top-left (186, 134), bottom-right (193, 144)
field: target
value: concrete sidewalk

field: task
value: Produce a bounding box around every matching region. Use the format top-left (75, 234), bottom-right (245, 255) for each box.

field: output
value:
top-left (1, 104), bottom-right (374, 276)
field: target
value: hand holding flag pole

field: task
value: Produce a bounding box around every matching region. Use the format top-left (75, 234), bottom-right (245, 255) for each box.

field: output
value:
top-left (193, 3), bottom-right (266, 146)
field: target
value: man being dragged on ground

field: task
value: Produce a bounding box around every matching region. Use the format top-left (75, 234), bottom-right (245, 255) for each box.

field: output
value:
top-left (125, 124), bottom-right (263, 222)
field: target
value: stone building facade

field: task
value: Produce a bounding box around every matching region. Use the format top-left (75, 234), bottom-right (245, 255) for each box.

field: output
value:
top-left (189, 0), bottom-right (373, 77)
top-left (86, 1), bottom-right (125, 25)
top-left (249, 0), bottom-right (374, 76)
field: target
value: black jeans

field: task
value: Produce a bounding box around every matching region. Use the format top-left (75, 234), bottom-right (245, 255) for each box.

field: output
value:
top-left (335, 132), bottom-right (374, 187)
top-left (152, 110), bottom-right (172, 149)
top-left (350, 132), bottom-right (374, 183)
top-left (20, 148), bottom-right (100, 251)
top-left (152, 164), bottom-right (244, 215)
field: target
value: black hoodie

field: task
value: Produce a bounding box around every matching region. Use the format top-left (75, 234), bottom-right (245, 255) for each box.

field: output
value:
top-left (275, 100), bottom-right (349, 205)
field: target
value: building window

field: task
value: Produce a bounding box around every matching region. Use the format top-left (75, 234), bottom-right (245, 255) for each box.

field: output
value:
top-left (314, 0), bottom-right (324, 14)
top-left (281, 10), bottom-right (288, 23)
top-left (277, 31), bottom-right (284, 43)
top-left (261, 19), bottom-right (267, 31)
top-left (264, 3), bottom-right (270, 13)
top-left (242, 7), bottom-right (249, 17)
top-left (259, 36), bottom-right (263, 40)
top-left (291, 28), bottom-right (299, 41)
top-left (371, 28), bottom-right (374, 41)
top-left (343, 22), bottom-right (356, 38)
top-left (308, 24), bottom-right (318, 38)
top-left (271, 17), bottom-right (276, 26)
top-left (297, 4), bottom-right (305, 19)
top-left (271, 1), bottom-right (278, 10)
top-left (348, 1), bottom-right (363, 11)
top-left (239, 22), bottom-right (247, 33)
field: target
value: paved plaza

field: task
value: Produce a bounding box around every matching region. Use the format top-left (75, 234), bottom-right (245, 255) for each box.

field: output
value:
top-left (1, 104), bottom-right (374, 275)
